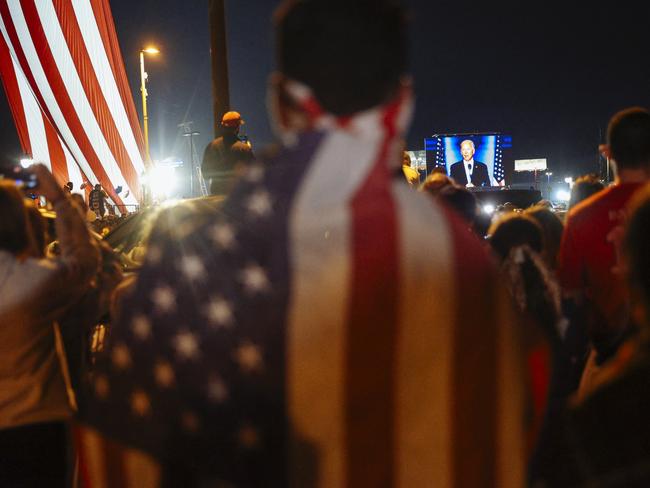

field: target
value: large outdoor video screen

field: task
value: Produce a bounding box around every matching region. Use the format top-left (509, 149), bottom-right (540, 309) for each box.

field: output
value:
top-left (425, 133), bottom-right (512, 187)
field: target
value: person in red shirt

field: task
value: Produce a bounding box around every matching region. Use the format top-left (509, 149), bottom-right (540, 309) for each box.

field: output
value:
top-left (559, 107), bottom-right (650, 383)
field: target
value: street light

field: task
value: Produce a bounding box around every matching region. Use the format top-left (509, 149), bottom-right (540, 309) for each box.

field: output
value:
top-left (180, 123), bottom-right (201, 197)
top-left (140, 46), bottom-right (160, 164)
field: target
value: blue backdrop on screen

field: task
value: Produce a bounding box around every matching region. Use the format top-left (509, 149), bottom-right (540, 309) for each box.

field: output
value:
top-left (424, 133), bottom-right (511, 186)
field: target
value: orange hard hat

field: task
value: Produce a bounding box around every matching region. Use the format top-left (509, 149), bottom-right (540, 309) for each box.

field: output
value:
top-left (221, 111), bottom-right (244, 127)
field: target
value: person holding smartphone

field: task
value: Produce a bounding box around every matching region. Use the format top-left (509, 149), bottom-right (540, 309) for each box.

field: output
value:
top-left (0, 164), bottom-right (99, 486)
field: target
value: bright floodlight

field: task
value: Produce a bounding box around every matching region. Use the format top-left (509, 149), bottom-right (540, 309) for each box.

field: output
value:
top-left (483, 204), bottom-right (495, 214)
top-left (555, 189), bottom-right (571, 202)
top-left (147, 165), bottom-right (176, 198)
top-left (20, 158), bottom-right (34, 168)
top-left (142, 47), bottom-right (160, 54)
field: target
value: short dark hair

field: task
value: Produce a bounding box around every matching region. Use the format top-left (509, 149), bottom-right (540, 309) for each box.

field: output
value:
top-left (419, 173), bottom-right (453, 195)
top-left (275, 0), bottom-right (408, 116)
top-left (607, 107), bottom-right (650, 169)
top-left (71, 193), bottom-right (89, 213)
top-left (488, 214), bottom-right (543, 261)
top-left (0, 181), bottom-right (31, 255)
top-left (437, 184), bottom-right (478, 226)
top-left (569, 173), bottom-right (604, 209)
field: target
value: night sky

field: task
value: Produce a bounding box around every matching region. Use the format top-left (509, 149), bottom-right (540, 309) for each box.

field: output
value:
top-left (1, 1), bottom-right (649, 183)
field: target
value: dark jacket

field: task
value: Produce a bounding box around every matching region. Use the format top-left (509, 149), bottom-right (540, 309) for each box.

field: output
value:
top-left (201, 134), bottom-right (254, 195)
top-left (449, 160), bottom-right (491, 187)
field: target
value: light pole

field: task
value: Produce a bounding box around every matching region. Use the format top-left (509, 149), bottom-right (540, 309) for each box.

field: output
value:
top-left (180, 122), bottom-right (200, 197)
top-left (545, 172), bottom-right (553, 200)
top-left (140, 46), bottom-right (159, 164)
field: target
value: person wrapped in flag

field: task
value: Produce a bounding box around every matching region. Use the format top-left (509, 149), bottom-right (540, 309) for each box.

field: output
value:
top-left (76, 1), bottom-right (526, 486)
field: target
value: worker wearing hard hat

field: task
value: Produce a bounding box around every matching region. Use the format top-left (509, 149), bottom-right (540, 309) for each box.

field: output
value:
top-left (201, 111), bottom-right (254, 196)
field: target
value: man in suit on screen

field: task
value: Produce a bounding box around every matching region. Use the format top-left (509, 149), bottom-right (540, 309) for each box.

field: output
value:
top-left (449, 139), bottom-right (492, 187)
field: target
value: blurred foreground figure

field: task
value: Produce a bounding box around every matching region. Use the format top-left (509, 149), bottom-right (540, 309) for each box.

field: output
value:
top-left (537, 186), bottom-right (650, 487)
top-left (558, 107), bottom-right (650, 391)
top-left (0, 165), bottom-right (98, 486)
top-left (78, 1), bottom-right (525, 486)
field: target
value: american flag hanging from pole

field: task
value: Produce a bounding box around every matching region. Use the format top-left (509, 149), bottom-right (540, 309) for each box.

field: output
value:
top-left (0, 0), bottom-right (145, 210)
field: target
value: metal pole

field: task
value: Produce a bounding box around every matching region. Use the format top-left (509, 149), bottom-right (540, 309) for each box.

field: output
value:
top-left (140, 51), bottom-right (150, 163)
top-left (189, 133), bottom-right (194, 197)
top-left (181, 125), bottom-right (201, 198)
top-left (209, 0), bottom-right (230, 137)
top-left (139, 51), bottom-right (150, 206)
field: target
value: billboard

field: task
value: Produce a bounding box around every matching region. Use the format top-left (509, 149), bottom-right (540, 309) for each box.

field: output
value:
top-left (514, 159), bottom-right (548, 172)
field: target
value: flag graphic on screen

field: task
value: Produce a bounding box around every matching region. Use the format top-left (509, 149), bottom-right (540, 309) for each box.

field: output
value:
top-left (494, 135), bottom-right (505, 185)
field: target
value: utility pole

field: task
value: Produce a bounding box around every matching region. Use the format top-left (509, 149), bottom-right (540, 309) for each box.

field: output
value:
top-left (179, 122), bottom-right (200, 197)
top-left (209, 0), bottom-right (230, 138)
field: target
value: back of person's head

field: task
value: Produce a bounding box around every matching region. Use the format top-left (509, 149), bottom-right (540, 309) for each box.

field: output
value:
top-left (437, 184), bottom-right (478, 226)
top-left (525, 205), bottom-right (564, 270)
top-left (275, 0), bottom-right (407, 116)
top-left (569, 173), bottom-right (604, 208)
top-left (419, 172), bottom-right (453, 195)
top-left (501, 244), bottom-right (562, 344)
top-left (24, 200), bottom-right (46, 258)
top-left (624, 185), bottom-right (650, 327)
top-left (430, 166), bottom-right (447, 176)
top-left (0, 181), bottom-right (31, 255)
top-left (71, 193), bottom-right (89, 213)
top-left (607, 107), bottom-right (650, 169)
top-left (221, 111), bottom-right (244, 128)
top-left (488, 213), bottom-right (543, 262)
top-left (220, 112), bottom-right (243, 137)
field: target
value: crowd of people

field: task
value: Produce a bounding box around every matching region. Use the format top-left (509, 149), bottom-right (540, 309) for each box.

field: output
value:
top-left (1, 1), bottom-right (650, 487)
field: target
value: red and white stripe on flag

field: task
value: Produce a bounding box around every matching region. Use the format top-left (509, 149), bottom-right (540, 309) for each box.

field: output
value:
top-left (73, 425), bottom-right (161, 488)
top-left (0, 0), bottom-right (145, 210)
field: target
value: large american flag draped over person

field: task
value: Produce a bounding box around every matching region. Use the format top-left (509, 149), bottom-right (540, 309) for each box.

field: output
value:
top-left (76, 82), bottom-right (525, 487)
top-left (0, 0), bottom-right (145, 210)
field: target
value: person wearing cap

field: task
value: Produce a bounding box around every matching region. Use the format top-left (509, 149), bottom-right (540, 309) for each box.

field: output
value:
top-left (200, 110), bottom-right (254, 196)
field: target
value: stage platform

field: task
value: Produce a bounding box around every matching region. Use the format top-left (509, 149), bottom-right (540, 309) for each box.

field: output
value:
top-left (468, 187), bottom-right (543, 209)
